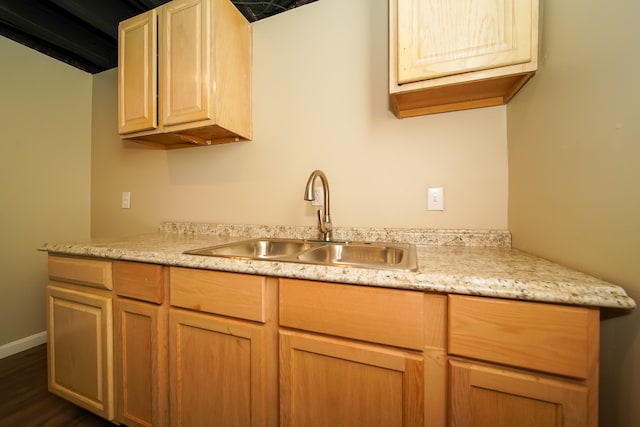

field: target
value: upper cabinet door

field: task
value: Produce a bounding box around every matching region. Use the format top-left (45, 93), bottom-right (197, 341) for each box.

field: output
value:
top-left (160, 0), bottom-right (211, 127)
top-left (118, 0), bottom-right (251, 147)
top-left (397, 0), bottom-right (533, 84)
top-left (118, 10), bottom-right (157, 134)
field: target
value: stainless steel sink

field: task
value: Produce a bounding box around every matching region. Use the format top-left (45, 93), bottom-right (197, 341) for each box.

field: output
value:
top-left (297, 242), bottom-right (413, 269)
top-left (184, 238), bottom-right (418, 271)
top-left (184, 238), bottom-right (322, 259)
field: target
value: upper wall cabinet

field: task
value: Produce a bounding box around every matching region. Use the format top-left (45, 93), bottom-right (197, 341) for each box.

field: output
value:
top-left (389, 0), bottom-right (539, 118)
top-left (118, 0), bottom-right (252, 148)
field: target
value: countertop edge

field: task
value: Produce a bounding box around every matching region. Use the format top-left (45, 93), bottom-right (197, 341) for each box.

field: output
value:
top-left (41, 233), bottom-right (636, 311)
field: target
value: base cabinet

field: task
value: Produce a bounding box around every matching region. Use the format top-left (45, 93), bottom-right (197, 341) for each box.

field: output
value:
top-left (280, 330), bottom-right (424, 427)
top-left (448, 295), bottom-right (599, 427)
top-left (449, 359), bottom-right (588, 427)
top-left (278, 278), bottom-right (428, 427)
top-left (115, 298), bottom-right (168, 427)
top-left (114, 260), bottom-right (169, 427)
top-left (46, 256), bottom-right (114, 420)
top-left (168, 267), bottom-right (278, 427)
top-left (47, 256), bottom-right (602, 427)
top-left (169, 308), bottom-right (269, 427)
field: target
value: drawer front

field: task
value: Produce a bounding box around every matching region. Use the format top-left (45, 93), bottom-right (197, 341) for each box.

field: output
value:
top-left (48, 256), bottom-right (113, 290)
top-left (170, 267), bottom-right (266, 322)
top-left (279, 278), bottom-right (424, 350)
top-left (448, 295), bottom-right (597, 379)
top-left (114, 261), bottom-right (164, 304)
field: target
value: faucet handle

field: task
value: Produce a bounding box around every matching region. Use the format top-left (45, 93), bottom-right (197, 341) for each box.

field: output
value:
top-left (316, 209), bottom-right (333, 234)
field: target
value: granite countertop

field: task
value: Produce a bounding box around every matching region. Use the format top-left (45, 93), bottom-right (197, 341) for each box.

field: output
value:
top-left (41, 222), bottom-right (636, 310)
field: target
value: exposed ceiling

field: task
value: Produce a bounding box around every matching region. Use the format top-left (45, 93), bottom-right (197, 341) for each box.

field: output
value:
top-left (0, 0), bottom-right (316, 74)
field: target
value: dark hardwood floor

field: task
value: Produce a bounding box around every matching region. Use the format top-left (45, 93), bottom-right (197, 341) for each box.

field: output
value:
top-left (0, 344), bottom-right (115, 427)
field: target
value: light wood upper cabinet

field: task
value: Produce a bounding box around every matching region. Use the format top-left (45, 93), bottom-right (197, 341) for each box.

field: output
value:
top-left (160, 0), bottom-right (210, 128)
top-left (390, 0), bottom-right (539, 118)
top-left (118, 0), bottom-right (252, 148)
top-left (118, 9), bottom-right (157, 134)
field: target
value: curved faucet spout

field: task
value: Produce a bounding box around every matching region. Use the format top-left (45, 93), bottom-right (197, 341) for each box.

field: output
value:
top-left (304, 169), bottom-right (333, 241)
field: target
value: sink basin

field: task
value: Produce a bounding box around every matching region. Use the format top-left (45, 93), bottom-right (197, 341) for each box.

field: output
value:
top-left (184, 238), bottom-right (418, 271)
top-left (297, 242), bottom-right (414, 269)
top-left (184, 238), bottom-right (321, 259)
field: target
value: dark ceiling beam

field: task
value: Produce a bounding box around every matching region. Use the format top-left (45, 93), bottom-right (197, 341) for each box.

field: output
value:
top-left (0, 0), bottom-right (116, 70)
top-left (0, 21), bottom-right (104, 73)
top-left (50, 0), bottom-right (150, 39)
top-left (0, 0), bottom-right (317, 74)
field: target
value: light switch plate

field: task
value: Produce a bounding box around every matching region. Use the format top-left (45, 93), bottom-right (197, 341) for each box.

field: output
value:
top-left (121, 191), bottom-right (131, 209)
top-left (427, 187), bottom-right (444, 211)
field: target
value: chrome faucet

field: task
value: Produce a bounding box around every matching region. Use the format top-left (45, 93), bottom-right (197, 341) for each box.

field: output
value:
top-left (304, 169), bottom-right (333, 241)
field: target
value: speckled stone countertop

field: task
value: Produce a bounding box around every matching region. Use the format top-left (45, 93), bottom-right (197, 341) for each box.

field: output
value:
top-left (41, 222), bottom-right (636, 310)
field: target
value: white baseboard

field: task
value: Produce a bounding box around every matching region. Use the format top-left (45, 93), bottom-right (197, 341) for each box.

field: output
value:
top-left (0, 331), bottom-right (48, 359)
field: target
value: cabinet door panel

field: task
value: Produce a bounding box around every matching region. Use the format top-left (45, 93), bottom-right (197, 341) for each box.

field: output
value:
top-left (397, 0), bottom-right (533, 83)
top-left (47, 285), bottom-right (114, 420)
top-left (449, 359), bottom-right (589, 427)
top-left (118, 9), bottom-right (157, 133)
top-left (115, 298), bottom-right (167, 427)
top-left (169, 309), bottom-right (267, 427)
top-left (280, 330), bottom-right (424, 427)
top-left (161, 0), bottom-right (211, 126)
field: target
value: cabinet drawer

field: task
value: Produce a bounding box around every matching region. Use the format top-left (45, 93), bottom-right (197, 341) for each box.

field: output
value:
top-left (169, 268), bottom-right (266, 322)
top-left (279, 279), bottom-right (424, 350)
top-left (48, 256), bottom-right (113, 290)
top-left (114, 261), bottom-right (164, 304)
top-left (448, 295), bottom-right (598, 379)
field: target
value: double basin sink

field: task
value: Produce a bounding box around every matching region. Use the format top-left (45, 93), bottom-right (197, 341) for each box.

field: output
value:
top-left (184, 238), bottom-right (418, 271)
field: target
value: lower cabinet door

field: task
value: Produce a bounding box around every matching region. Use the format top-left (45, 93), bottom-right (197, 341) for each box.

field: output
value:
top-left (169, 308), bottom-right (268, 427)
top-left (46, 284), bottom-right (114, 420)
top-left (449, 359), bottom-right (589, 427)
top-left (115, 298), bottom-right (167, 427)
top-left (279, 329), bottom-right (424, 427)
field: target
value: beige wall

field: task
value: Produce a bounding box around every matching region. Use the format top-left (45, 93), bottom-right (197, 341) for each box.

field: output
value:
top-left (91, 0), bottom-right (509, 238)
top-left (0, 37), bottom-right (92, 347)
top-left (507, 1), bottom-right (640, 425)
top-left (4, 0), bottom-right (637, 422)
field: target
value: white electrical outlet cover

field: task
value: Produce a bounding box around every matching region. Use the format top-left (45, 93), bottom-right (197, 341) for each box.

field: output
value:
top-left (427, 187), bottom-right (444, 211)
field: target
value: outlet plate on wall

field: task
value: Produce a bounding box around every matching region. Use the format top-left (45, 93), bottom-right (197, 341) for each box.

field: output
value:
top-left (121, 192), bottom-right (131, 209)
top-left (427, 187), bottom-right (444, 211)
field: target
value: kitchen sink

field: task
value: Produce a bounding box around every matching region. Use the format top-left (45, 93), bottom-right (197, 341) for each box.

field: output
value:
top-left (184, 238), bottom-right (418, 271)
top-left (184, 238), bottom-right (322, 259)
top-left (297, 242), bottom-right (411, 268)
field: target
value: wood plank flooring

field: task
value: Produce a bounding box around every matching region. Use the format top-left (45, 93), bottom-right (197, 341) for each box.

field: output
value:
top-left (0, 344), bottom-right (115, 427)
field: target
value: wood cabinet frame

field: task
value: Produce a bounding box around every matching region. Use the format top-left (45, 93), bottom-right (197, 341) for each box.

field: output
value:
top-left (47, 256), bottom-right (602, 427)
top-left (389, 0), bottom-right (539, 118)
top-left (117, 0), bottom-right (252, 148)
top-left (46, 283), bottom-right (114, 420)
